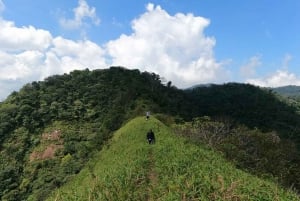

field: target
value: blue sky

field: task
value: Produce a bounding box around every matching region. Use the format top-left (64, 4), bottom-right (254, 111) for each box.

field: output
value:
top-left (0, 0), bottom-right (299, 100)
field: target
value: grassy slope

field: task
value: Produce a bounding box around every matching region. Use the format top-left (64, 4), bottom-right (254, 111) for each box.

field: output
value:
top-left (46, 117), bottom-right (299, 201)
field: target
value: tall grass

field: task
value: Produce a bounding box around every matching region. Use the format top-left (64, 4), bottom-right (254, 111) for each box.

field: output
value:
top-left (47, 117), bottom-right (300, 201)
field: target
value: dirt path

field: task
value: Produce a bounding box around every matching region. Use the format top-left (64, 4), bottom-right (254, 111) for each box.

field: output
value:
top-left (147, 148), bottom-right (158, 201)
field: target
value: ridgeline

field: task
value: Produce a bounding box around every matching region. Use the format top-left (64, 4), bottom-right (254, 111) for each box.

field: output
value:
top-left (47, 117), bottom-right (300, 201)
top-left (1, 67), bottom-right (300, 200)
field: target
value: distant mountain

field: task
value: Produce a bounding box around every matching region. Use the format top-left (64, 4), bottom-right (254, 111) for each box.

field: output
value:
top-left (187, 83), bottom-right (300, 137)
top-left (271, 85), bottom-right (300, 97)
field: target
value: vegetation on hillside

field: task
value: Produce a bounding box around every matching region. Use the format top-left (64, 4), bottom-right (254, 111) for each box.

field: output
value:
top-left (271, 85), bottom-right (300, 113)
top-left (47, 117), bottom-right (300, 201)
top-left (0, 67), bottom-right (189, 200)
top-left (187, 83), bottom-right (300, 145)
top-left (174, 116), bottom-right (300, 191)
top-left (1, 67), bottom-right (300, 200)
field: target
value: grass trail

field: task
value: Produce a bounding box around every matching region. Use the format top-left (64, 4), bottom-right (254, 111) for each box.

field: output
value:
top-left (147, 147), bottom-right (158, 201)
top-left (47, 116), bottom-right (300, 201)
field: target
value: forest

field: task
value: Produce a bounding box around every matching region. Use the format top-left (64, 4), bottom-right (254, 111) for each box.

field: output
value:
top-left (1, 67), bottom-right (300, 200)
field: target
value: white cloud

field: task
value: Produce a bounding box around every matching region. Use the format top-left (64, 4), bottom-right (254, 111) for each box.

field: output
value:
top-left (0, 2), bottom-right (230, 100)
top-left (0, 2), bottom-right (231, 100)
top-left (0, 50), bottom-right (43, 80)
top-left (245, 54), bottom-right (300, 87)
top-left (0, 19), bottom-right (52, 52)
top-left (59, 0), bottom-right (100, 30)
top-left (40, 36), bottom-right (107, 79)
top-left (240, 55), bottom-right (261, 78)
top-left (0, 21), bottom-right (107, 100)
top-left (0, 20), bottom-right (107, 100)
top-left (106, 3), bottom-right (228, 88)
top-left (246, 70), bottom-right (300, 87)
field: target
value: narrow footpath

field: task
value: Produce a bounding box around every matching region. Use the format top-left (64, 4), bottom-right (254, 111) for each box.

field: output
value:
top-left (147, 148), bottom-right (158, 201)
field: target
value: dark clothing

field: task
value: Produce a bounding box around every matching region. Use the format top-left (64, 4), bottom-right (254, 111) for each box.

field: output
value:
top-left (147, 130), bottom-right (155, 144)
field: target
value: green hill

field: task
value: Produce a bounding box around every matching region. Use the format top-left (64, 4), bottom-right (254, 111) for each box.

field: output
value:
top-left (187, 83), bottom-right (300, 140)
top-left (0, 67), bottom-right (190, 200)
top-left (271, 85), bottom-right (300, 98)
top-left (270, 86), bottom-right (300, 113)
top-left (46, 117), bottom-right (299, 201)
top-left (2, 67), bottom-right (300, 200)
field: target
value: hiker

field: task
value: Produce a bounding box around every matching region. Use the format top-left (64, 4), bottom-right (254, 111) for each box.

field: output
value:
top-left (146, 111), bottom-right (150, 120)
top-left (147, 129), bottom-right (155, 144)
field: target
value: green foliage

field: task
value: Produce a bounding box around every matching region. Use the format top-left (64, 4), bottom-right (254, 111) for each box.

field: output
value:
top-left (188, 83), bottom-right (300, 143)
top-left (1, 67), bottom-right (300, 199)
top-left (47, 117), bottom-right (300, 201)
top-left (0, 67), bottom-right (189, 200)
top-left (174, 117), bottom-right (300, 191)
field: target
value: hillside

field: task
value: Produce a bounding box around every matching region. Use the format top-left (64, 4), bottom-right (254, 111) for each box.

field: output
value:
top-left (187, 83), bottom-right (300, 143)
top-left (2, 67), bottom-right (300, 199)
top-left (270, 86), bottom-right (300, 113)
top-left (0, 67), bottom-right (191, 200)
top-left (272, 85), bottom-right (300, 98)
top-left (47, 116), bottom-right (299, 201)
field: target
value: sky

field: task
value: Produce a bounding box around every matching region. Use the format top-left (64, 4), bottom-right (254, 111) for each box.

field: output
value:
top-left (0, 0), bottom-right (299, 100)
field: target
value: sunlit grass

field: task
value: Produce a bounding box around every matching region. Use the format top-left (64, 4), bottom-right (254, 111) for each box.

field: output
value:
top-left (47, 116), bottom-right (300, 201)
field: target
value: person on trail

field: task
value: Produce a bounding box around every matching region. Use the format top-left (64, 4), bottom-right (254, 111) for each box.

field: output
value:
top-left (146, 111), bottom-right (150, 120)
top-left (147, 129), bottom-right (155, 144)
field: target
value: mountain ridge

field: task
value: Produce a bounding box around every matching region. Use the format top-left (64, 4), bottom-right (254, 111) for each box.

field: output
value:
top-left (1, 67), bottom-right (300, 200)
top-left (47, 116), bottom-right (300, 201)
top-left (271, 85), bottom-right (300, 97)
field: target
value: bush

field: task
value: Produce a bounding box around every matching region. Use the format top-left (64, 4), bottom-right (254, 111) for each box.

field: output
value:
top-left (174, 117), bottom-right (300, 192)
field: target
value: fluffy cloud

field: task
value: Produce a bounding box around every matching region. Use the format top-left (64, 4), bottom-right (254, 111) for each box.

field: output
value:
top-left (0, 19), bottom-right (52, 51)
top-left (41, 37), bottom-right (107, 79)
top-left (0, 50), bottom-right (44, 80)
top-left (0, 17), bottom-right (106, 78)
top-left (59, 0), bottom-right (100, 30)
top-left (0, 2), bottom-right (229, 100)
top-left (106, 3), bottom-right (228, 88)
top-left (0, 0), bottom-right (105, 100)
top-left (246, 70), bottom-right (300, 87)
top-left (0, 18), bottom-right (49, 87)
top-left (245, 55), bottom-right (300, 87)
top-left (0, 25), bottom-right (106, 100)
